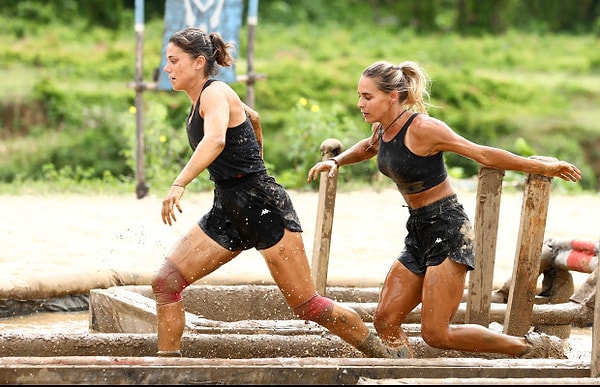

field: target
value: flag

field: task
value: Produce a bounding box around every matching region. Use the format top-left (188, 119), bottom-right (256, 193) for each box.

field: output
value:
top-left (157, 0), bottom-right (244, 90)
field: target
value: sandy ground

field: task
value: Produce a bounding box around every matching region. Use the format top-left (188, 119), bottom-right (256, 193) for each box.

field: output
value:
top-left (1, 180), bottom-right (598, 292)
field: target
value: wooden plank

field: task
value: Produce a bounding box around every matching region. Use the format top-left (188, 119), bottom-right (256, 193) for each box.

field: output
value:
top-left (504, 157), bottom-right (554, 336)
top-left (467, 165), bottom-right (504, 325)
top-left (358, 377), bottom-right (600, 385)
top-left (0, 317), bottom-right (582, 360)
top-left (311, 139), bottom-right (343, 296)
top-left (0, 331), bottom-right (360, 359)
top-left (592, 266), bottom-right (600, 377)
top-left (0, 356), bottom-right (591, 385)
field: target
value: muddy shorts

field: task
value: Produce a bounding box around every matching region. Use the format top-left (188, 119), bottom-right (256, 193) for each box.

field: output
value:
top-left (398, 194), bottom-right (475, 275)
top-left (198, 171), bottom-right (303, 251)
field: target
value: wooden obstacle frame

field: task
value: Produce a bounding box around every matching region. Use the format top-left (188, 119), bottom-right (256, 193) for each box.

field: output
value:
top-left (310, 142), bottom-right (600, 378)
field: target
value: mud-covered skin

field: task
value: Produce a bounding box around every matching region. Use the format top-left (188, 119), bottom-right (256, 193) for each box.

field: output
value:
top-left (357, 332), bottom-right (414, 359)
top-left (520, 331), bottom-right (568, 359)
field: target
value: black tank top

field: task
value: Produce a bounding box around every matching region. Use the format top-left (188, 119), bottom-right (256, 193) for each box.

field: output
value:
top-left (377, 113), bottom-right (447, 194)
top-left (186, 79), bottom-right (266, 182)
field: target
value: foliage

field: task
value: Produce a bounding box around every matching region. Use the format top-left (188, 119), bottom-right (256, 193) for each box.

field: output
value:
top-left (120, 99), bottom-right (213, 191)
top-left (275, 97), bottom-right (378, 189)
top-left (0, 3), bottom-right (599, 195)
top-left (0, 0), bottom-right (126, 31)
top-left (256, 0), bottom-right (600, 35)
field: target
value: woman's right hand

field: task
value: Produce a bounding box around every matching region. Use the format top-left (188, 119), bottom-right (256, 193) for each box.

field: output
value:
top-left (307, 159), bottom-right (338, 183)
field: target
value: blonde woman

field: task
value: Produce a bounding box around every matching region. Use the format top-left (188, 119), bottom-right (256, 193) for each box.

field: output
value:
top-left (308, 60), bottom-right (581, 358)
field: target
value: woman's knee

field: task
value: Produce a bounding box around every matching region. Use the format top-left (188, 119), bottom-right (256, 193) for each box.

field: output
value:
top-left (293, 294), bottom-right (334, 325)
top-left (372, 311), bottom-right (391, 334)
top-left (373, 305), bottom-right (406, 335)
top-left (152, 259), bottom-right (190, 306)
top-left (420, 323), bottom-right (450, 349)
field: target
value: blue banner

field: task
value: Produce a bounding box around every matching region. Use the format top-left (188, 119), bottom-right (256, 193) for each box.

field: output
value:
top-left (157, 0), bottom-right (244, 90)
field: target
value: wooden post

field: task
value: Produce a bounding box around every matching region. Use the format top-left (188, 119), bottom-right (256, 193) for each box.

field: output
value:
top-left (592, 264), bottom-right (600, 377)
top-left (244, 0), bottom-right (258, 109)
top-left (134, 0), bottom-right (149, 199)
top-left (311, 139), bottom-right (343, 296)
top-left (503, 156), bottom-right (555, 336)
top-left (466, 166), bottom-right (505, 325)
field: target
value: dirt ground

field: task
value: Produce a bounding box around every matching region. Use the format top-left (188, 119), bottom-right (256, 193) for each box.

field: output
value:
top-left (1, 181), bottom-right (598, 293)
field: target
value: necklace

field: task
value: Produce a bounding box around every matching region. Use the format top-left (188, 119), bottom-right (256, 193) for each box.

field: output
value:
top-left (377, 109), bottom-right (407, 141)
top-left (367, 109), bottom-right (408, 149)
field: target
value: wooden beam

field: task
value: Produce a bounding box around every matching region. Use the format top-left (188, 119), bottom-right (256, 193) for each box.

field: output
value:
top-left (467, 165), bottom-right (505, 325)
top-left (505, 156), bottom-right (555, 336)
top-left (311, 139), bottom-right (343, 296)
top-left (0, 356), bottom-right (591, 385)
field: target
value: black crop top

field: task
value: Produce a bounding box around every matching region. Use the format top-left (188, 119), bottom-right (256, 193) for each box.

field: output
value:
top-left (377, 113), bottom-right (447, 194)
top-left (186, 79), bottom-right (266, 182)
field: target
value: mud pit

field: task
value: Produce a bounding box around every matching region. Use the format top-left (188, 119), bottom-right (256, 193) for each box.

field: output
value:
top-left (1, 188), bottom-right (598, 383)
top-left (0, 284), bottom-right (595, 385)
top-left (0, 284), bottom-right (587, 360)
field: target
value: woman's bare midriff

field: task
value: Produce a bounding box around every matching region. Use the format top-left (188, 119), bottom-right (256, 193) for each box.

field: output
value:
top-left (401, 177), bottom-right (455, 209)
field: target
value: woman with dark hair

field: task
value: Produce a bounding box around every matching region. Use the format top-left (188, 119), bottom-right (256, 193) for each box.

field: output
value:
top-left (151, 28), bottom-right (409, 359)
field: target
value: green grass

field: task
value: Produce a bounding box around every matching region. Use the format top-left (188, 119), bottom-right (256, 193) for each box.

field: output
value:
top-left (1, 16), bottom-right (599, 193)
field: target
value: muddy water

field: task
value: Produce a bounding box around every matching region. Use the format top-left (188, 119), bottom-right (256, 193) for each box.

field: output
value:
top-left (0, 311), bottom-right (89, 334)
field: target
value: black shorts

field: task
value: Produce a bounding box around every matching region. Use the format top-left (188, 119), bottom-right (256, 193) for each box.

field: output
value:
top-left (398, 194), bottom-right (475, 275)
top-left (198, 171), bottom-right (303, 251)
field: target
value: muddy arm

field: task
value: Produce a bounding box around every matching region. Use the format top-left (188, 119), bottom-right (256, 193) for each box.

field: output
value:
top-left (243, 103), bottom-right (263, 159)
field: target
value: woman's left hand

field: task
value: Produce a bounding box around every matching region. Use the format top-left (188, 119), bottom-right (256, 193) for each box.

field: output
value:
top-left (161, 185), bottom-right (185, 226)
top-left (307, 159), bottom-right (338, 183)
top-left (548, 161), bottom-right (582, 182)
